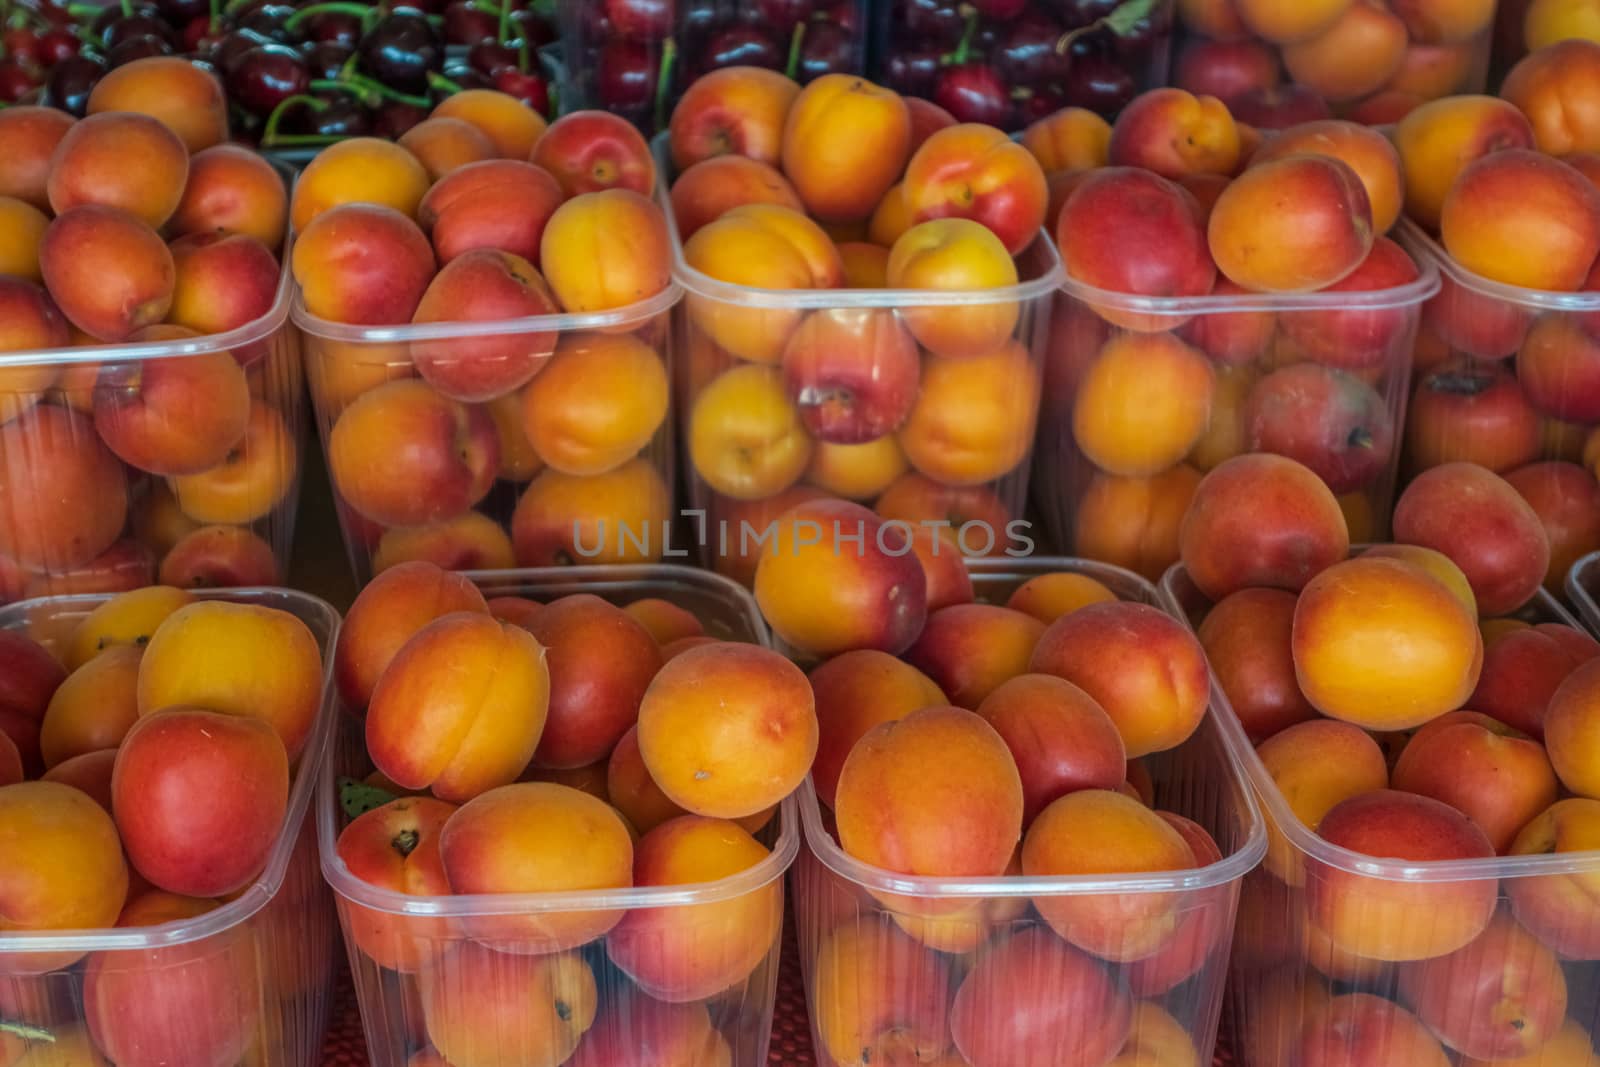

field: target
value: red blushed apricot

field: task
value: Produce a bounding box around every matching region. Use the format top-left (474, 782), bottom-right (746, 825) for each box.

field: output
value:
top-left (40, 749), bottom-right (116, 812)
top-left (1394, 462), bottom-right (1552, 616)
top-left (1279, 237), bottom-right (1421, 370)
top-left (886, 219), bottom-right (1021, 359)
top-left (431, 90), bottom-right (547, 161)
top-left (93, 346), bottom-right (250, 477)
top-left (1072, 332), bottom-right (1216, 477)
top-left (398, 117), bottom-right (498, 180)
top-left (607, 815), bottom-right (782, 1003)
top-left (1503, 39), bottom-right (1600, 157)
top-left (1473, 625), bottom-right (1597, 738)
top-left (1021, 106), bottom-right (1111, 174)
top-left (169, 144), bottom-right (288, 251)
top-left (292, 204), bottom-right (436, 326)
top-left (1030, 601), bottom-right (1210, 758)
top-left (1309, 791), bottom-right (1498, 961)
top-left (977, 673), bottom-right (1126, 825)
top-left (1179, 279), bottom-right (1274, 365)
top-left (510, 459), bottom-right (671, 568)
top-left (410, 250), bottom-right (559, 403)
top-left (1200, 589), bottom-right (1318, 742)
top-left (1246, 362), bottom-right (1395, 494)
top-left (1108, 88), bottom-right (1242, 179)
top-left (1394, 94), bottom-right (1536, 232)
top-left (1444, 149), bottom-right (1600, 291)
top-left (1299, 995), bottom-right (1450, 1067)
top-left (1006, 573), bottom-right (1116, 625)
top-left (1518, 313), bottom-right (1600, 423)
top-left (289, 137), bottom-right (431, 232)
top-left (47, 111), bottom-right (188, 229)
top-left (1385, 40), bottom-right (1479, 100)
top-left (637, 642), bottom-right (816, 820)
top-left (1073, 465), bottom-right (1203, 583)
top-left (419, 944), bottom-right (597, 1067)
top-left (902, 526), bottom-right (972, 612)
top-left (370, 513), bottom-right (515, 575)
top-left (531, 110), bottom-right (655, 198)
top-left (903, 123), bottom-right (1049, 256)
top-left (334, 560), bottom-right (489, 711)
top-left (670, 155), bottom-right (803, 239)
top-left (0, 633), bottom-right (62, 774)
top-left (1209, 155), bottom-right (1375, 293)
top-left (0, 405), bottom-right (128, 573)
top-left (1293, 556), bottom-right (1483, 730)
top-left (518, 330), bottom-right (668, 475)
top-left (1058, 167), bottom-right (1215, 331)
top-left (809, 650), bottom-right (946, 810)
top-left (0, 107), bottom-right (74, 210)
top-left (439, 783), bottom-right (632, 951)
top-left (1234, 0), bottom-right (1353, 43)
top-left (622, 599), bottom-right (703, 647)
top-left (39, 205), bottom-right (174, 342)
top-left (1507, 460), bottom-right (1600, 592)
top-left (1174, 38), bottom-right (1280, 103)
top-left (837, 705), bottom-right (1023, 878)
top-left (85, 55), bottom-right (226, 151)
top-left (1504, 798), bottom-right (1600, 959)
top-left (902, 604), bottom-right (1046, 710)
top-left (167, 232), bottom-right (280, 339)
top-left (811, 917), bottom-right (954, 1066)
top-left (782, 74), bottom-right (911, 224)
top-left (1545, 659), bottom-right (1600, 798)
top-left (668, 65), bottom-right (800, 170)
top-left (1407, 359), bottom-right (1542, 473)
top-left (1180, 452), bottom-right (1350, 600)
top-left (333, 796), bottom-right (455, 972)
top-left (1283, 0), bottom-right (1409, 102)
top-left (1256, 719), bottom-right (1390, 884)
top-left (569, 994), bottom-right (732, 1067)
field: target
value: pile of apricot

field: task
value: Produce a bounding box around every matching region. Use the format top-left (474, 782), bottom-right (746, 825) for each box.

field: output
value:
top-left (1177, 449), bottom-right (1600, 1066)
top-left (327, 560), bottom-right (819, 1067)
top-left (0, 585), bottom-right (332, 1067)
top-left (663, 66), bottom-right (1057, 586)
top-left (0, 57), bottom-right (302, 603)
top-left (288, 92), bottom-right (677, 580)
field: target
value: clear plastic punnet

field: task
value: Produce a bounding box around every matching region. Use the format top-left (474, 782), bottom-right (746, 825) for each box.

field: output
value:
top-left (1163, 559), bottom-right (1600, 1067)
top-left (659, 140), bottom-right (1064, 591)
top-left (0, 586), bottom-right (341, 1067)
top-left (317, 563), bottom-right (798, 1067)
top-left (795, 556), bottom-right (1267, 1067)
top-left (1568, 550), bottom-right (1600, 638)
top-left (0, 189), bottom-right (306, 606)
top-left (1034, 229), bottom-right (1439, 585)
top-left (293, 262), bottom-right (682, 588)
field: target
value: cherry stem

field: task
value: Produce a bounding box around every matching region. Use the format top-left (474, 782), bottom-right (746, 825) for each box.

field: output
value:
top-left (651, 34), bottom-right (675, 132)
top-left (427, 70), bottom-right (462, 94)
top-left (118, 0), bottom-right (131, 18)
top-left (469, 0), bottom-right (501, 13)
top-left (207, 0), bottom-right (220, 34)
top-left (284, 1), bottom-right (373, 32)
top-left (783, 18), bottom-right (805, 81)
top-left (495, 0), bottom-right (508, 45)
top-left (259, 91), bottom-right (326, 145)
top-left (516, 33), bottom-right (528, 73)
top-left (1055, 0), bottom-right (1158, 53)
top-left (949, 5), bottom-right (976, 66)
top-left (340, 69), bottom-right (432, 107)
top-left (0, 1023), bottom-right (53, 1044)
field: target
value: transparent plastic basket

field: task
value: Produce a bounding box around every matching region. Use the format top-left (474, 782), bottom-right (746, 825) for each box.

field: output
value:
top-left (0, 586), bottom-right (340, 1067)
top-left (657, 139), bottom-right (1065, 589)
top-left (0, 172), bottom-right (305, 606)
top-left (1034, 227), bottom-right (1438, 583)
top-left (317, 563), bottom-right (799, 1067)
top-left (1162, 559), bottom-right (1600, 1067)
top-left (1567, 550), bottom-right (1600, 638)
top-left (795, 555), bottom-right (1267, 1067)
top-left (292, 249), bottom-right (683, 588)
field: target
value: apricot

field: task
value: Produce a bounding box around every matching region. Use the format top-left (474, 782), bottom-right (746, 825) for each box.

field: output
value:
top-left (782, 74), bottom-right (910, 223)
top-left (0, 405), bottom-right (128, 572)
top-left (608, 815), bottom-right (782, 1002)
top-left (895, 603), bottom-right (1036, 709)
top-left (1394, 462), bottom-right (1552, 615)
top-left (670, 154), bottom-right (803, 239)
top-left (902, 123), bottom-right (1048, 255)
top-left (39, 645), bottom-right (140, 769)
top-left (837, 705), bottom-right (1021, 878)
top-left (1234, 0), bottom-right (1354, 43)
top-left (510, 458), bottom-right (671, 567)
top-left (167, 232), bottom-right (281, 340)
top-left (867, 182), bottom-right (914, 248)
top-left (531, 110), bottom-right (653, 198)
top-left (333, 794), bottom-right (454, 972)
top-left (1251, 120), bottom-right (1404, 234)
top-left (1072, 465), bottom-right (1202, 581)
top-left (1022, 789), bottom-right (1197, 961)
top-left (886, 218), bottom-right (1021, 358)
top-left (1395, 95), bottom-right (1538, 231)
top-left (1021, 106), bottom-right (1112, 174)
top-left (1246, 362), bottom-right (1395, 494)
top-left (568, 995), bottom-right (733, 1067)
top-left (1210, 155), bottom-right (1374, 292)
top-left (169, 403), bottom-right (296, 526)
top-left (689, 364), bottom-right (811, 500)
top-left (289, 137), bottom-right (431, 232)
top-left (1505, 797), bottom-right (1600, 958)
top-left (420, 944), bottom-right (596, 1067)
top-left (0, 197), bottom-right (47, 282)
top-left (0, 278), bottom-right (68, 417)
top-left (837, 241), bottom-right (891, 288)
top-left (47, 111), bottom-right (187, 228)
top-left (977, 674), bottom-right (1126, 825)
top-left (1072, 332), bottom-right (1215, 478)
top-left (1200, 589), bottom-right (1318, 743)
top-left (87, 56), bottom-right (224, 150)
top-left (1443, 149), bottom-right (1600, 290)
top-left (1544, 658), bottom-right (1600, 797)
top-left (540, 189), bottom-right (671, 313)
top-left (806, 437), bottom-right (909, 500)
top-left (0, 107), bottom-right (74, 210)
top-left (637, 642), bottom-right (815, 819)
top-left (1472, 625), bottom-right (1595, 738)
top-left (783, 307), bottom-right (919, 446)
top-left (1507, 460), bottom-right (1600, 591)
top-left (1108, 88), bottom-right (1242, 179)
top-left (93, 347), bottom-right (250, 477)
top-left (1283, 0), bottom-right (1409, 102)
top-left (39, 205), bottom-right (174, 342)
top-left (1460, 1021), bottom-right (1600, 1067)
top-left (622, 599), bottom-right (703, 647)
top-left (439, 783), bottom-right (631, 950)
top-left (431, 89), bottom-right (547, 160)
top-left (1299, 994), bottom-right (1450, 1067)
top-left (522, 331), bottom-right (667, 476)
top-left (668, 65), bottom-right (800, 170)
top-left (335, 560), bottom-right (489, 709)
top-left (409, 250), bottom-right (559, 403)
top-left (1257, 718), bottom-right (1389, 885)
top-left (1394, 710), bottom-right (1558, 852)
top-left (292, 203), bottom-right (436, 326)
top-left (168, 144), bottom-right (287, 250)
top-left (809, 650), bottom-right (946, 810)
top-left (398, 117), bottom-right (497, 180)
top-left (900, 340), bottom-right (1039, 486)
top-left (369, 514), bottom-right (513, 575)
top-left (811, 917), bottom-right (953, 1066)
top-left (1293, 555), bottom-right (1482, 730)
top-left (1407, 359), bottom-right (1541, 472)
top-left (1503, 39), bottom-right (1600, 156)
top-left (1180, 452), bottom-right (1350, 599)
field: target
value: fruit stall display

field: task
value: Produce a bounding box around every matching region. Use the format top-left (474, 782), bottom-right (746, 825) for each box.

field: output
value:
top-left (318, 561), bottom-right (803, 1067)
top-left (665, 69), bottom-right (1061, 589)
top-left (1395, 41), bottom-right (1600, 595)
top-left (1028, 87), bottom-right (1435, 581)
top-left (0, 0), bottom-right (556, 145)
top-left (0, 84), bottom-right (305, 605)
top-left (1170, 0), bottom-right (1497, 129)
top-left (287, 111), bottom-right (676, 584)
top-left (793, 556), bottom-right (1265, 1067)
top-left (1161, 446), bottom-right (1600, 1067)
top-left (0, 585), bottom-right (341, 1067)
top-left (556, 0), bottom-right (867, 135)
top-left (870, 0), bottom-right (1176, 132)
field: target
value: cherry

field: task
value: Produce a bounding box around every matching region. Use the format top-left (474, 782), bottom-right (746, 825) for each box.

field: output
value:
top-left (605, 0), bottom-right (674, 41)
top-left (228, 42), bottom-right (310, 116)
top-left (492, 65), bottom-right (548, 112)
top-left (212, 28), bottom-right (274, 75)
top-left (156, 0), bottom-right (208, 22)
top-left (997, 11), bottom-right (1068, 85)
top-left (182, 16), bottom-right (219, 53)
top-left (1061, 50), bottom-right (1135, 114)
top-left (677, 0), bottom-right (721, 43)
top-left (699, 25), bottom-right (780, 72)
top-left (34, 1), bottom-right (75, 28)
top-left (443, 1), bottom-right (498, 46)
top-left (374, 99), bottom-right (427, 137)
top-left (798, 20), bottom-right (855, 80)
top-left (445, 66), bottom-right (492, 89)
top-left (0, 59), bottom-right (39, 103)
top-left (973, 0), bottom-right (1027, 15)
top-left (302, 40), bottom-right (354, 80)
top-left (1015, 87), bottom-right (1064, 125)
top-left (236, 3), bottom-right (297, 42)
top-left (36, 28), bottom-right (81, 65)
top-left (820, 1), bottom-right (859, 34)
top-left (597, 37), bottom-right (657, 109)
top-left (43, 52), bottom-right (103, 114)
top-left (2, 28), bottom-right (41, 67)
top-left (513, 10), bottom-right (556, 48)
top-left (467, 39), bottom-right (518, 76)
top-left (934, 63), bottom-right (1011, 127)
top-left (898, 0), bottom-right (963, 43)
top-left (301, 11), bottom-right (365, 46)
top-left (758, 0), bottom-right (812, 24)
top-left (108, 35), bottom-right (172, 65)
top-left (882, 45), bottom-right (941, 95)
top-left (298, 94), bottom-right (373, 137)
top-left (99, 11), bottom-right (175, 50)
top-left (359, 8), bottom-right (443, 93)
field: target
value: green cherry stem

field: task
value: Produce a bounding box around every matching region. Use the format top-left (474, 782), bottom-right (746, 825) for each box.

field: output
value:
top-left (427, 70), bottom-right (463, 94)
top-left (259, 92), bottom-right (326, 145)
top-left (650, 34), bottom-right (676, 133)
top-left (783, 19), bottom-right (806, 81)
top-left (283, 2), bottom-right (375, 32)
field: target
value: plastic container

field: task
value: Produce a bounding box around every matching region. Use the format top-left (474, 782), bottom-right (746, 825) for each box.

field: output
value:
top-left (1568, 550), bottom-right (1600, 636)
top-left (0, 179), bottom-right (305, 606)
top-left (796, 556), bottom-right (1266, 1067)
top-left (1162, 561), bottom-right (1600, 1067)
top-left (1170, 2), bottom-right (1494, 123)
top-left (555, 0), bottom-right (868, 134)
top-left (0, 586), bottom-right (340, 1067)
top-left (318, 563), bottom-right (798, 1067)
top-left (661, 145), bottom-right (1063, 587)
top-left (1404, 225), bottom-right (1600, 591)
top-left (293, 271), bottom-right (681, 588)
top-left (869, 0), bottom-right (1176, 130)
top-left (1033, 230), bottom-right (1438, 584)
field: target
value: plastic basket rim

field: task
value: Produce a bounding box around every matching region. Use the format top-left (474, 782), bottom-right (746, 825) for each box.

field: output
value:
top-left (1161, 558), bottom-right (1600, 884)
top-left (1407, 218), bottom-right (1600, 312)
top-left (798, 554), bottom-right (1269, 899)
top-left (651, 133), bottom-right (1068, 310)
top-left (316, 563), bottom-right (805, 918)
top-left (0, 586), bottom-right (341, 953)
top-left (1059, 222), bottom-right (1442, 315)
top-left (1567, 550), bottom-right (1600, 640)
